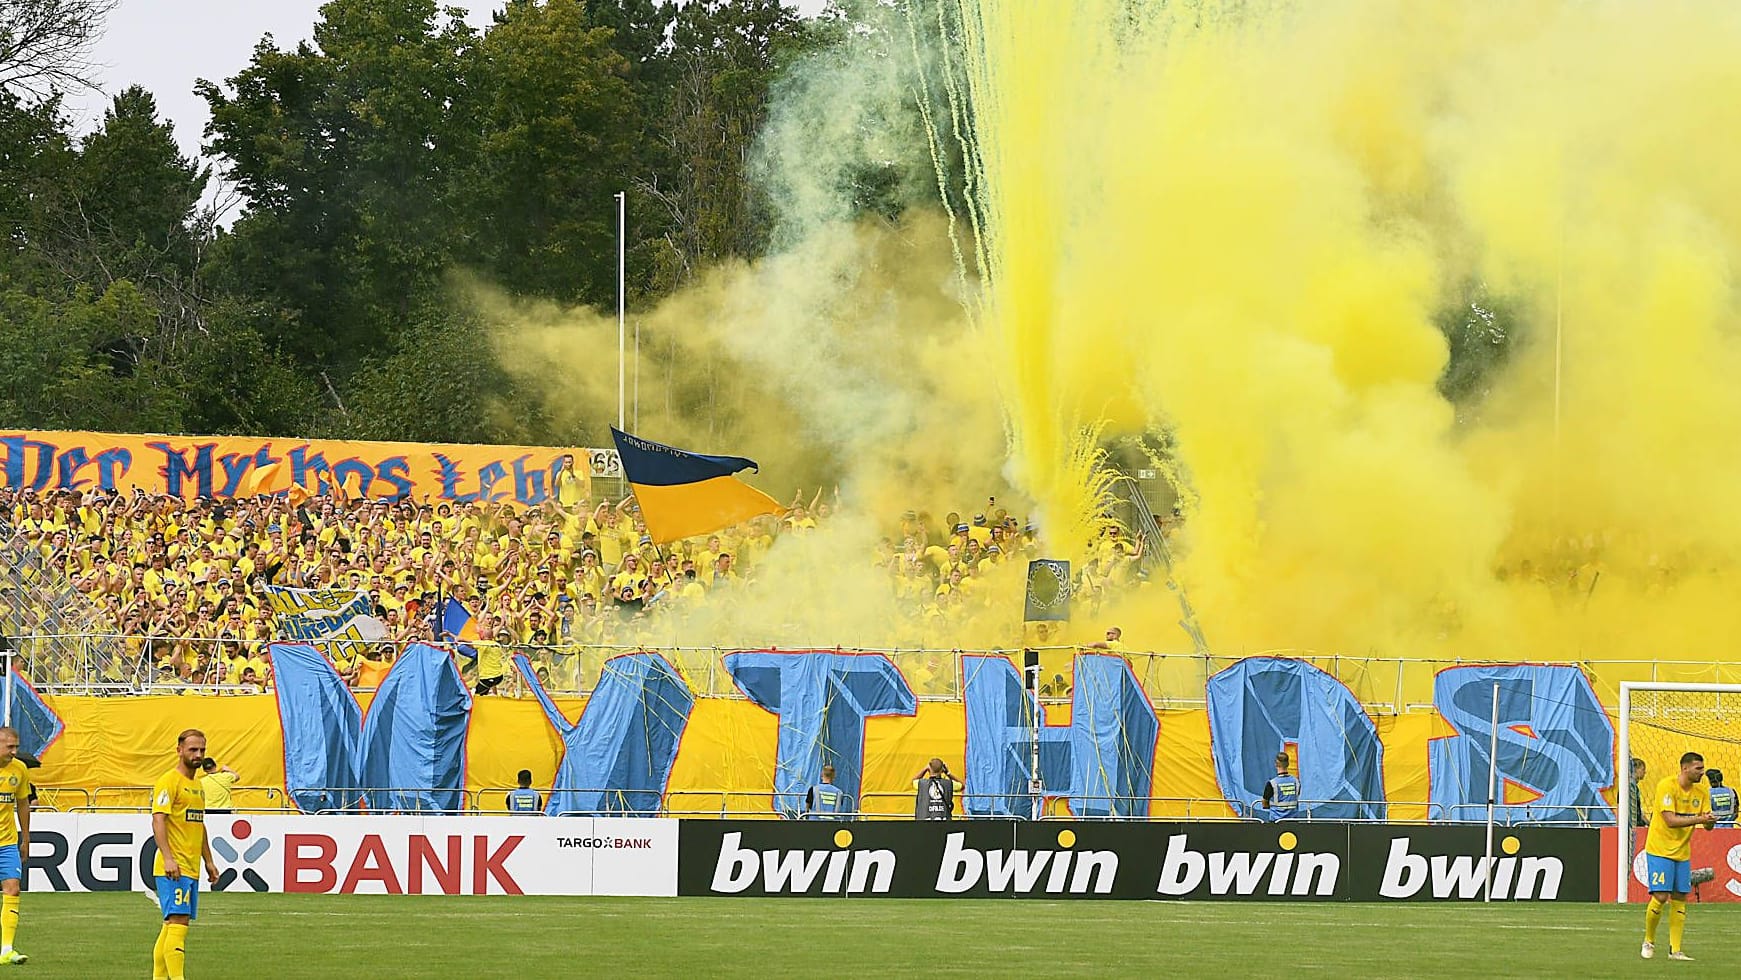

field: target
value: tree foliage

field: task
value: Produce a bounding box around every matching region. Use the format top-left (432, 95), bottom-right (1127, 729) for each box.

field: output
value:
top-left (0, 0), bottom-right (887, 446)
top-left (0, 0), bottom-right (113, 100)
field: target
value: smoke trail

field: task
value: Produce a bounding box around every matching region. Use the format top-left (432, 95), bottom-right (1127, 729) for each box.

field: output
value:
top-left (931, 0), bottom-right (1741, 665)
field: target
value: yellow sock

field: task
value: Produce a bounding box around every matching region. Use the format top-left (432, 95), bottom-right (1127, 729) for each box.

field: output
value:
top-left (1, 893), bottom-right (18, 950)
top-left (152, 923), bottom-right (168, 980)
top-left (1669, 898), bottom-right (1687, 953)
top-left (1645, 897), bottom-right (1664, 943)
top-left (163, 922), bottom-right (188, 980)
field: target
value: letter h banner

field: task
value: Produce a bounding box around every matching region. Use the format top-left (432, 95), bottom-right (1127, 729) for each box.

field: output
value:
top-left (962, 654), bottom-right (1157, 818)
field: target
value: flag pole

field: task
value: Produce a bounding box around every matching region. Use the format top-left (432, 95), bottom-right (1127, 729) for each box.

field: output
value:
top-left (616, 191), bottom-right (627, 432)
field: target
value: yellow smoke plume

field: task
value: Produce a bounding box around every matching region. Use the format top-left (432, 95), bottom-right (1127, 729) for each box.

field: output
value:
top-left (950, 0), bottom-right (1741, 670)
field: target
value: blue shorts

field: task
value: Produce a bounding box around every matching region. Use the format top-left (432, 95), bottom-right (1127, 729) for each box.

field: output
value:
top-left (1645, 854), bottom-right (1692, 895)
top-left (0, 844), bottom-right (18, 882)
top-left (156, 874), bottom-right (199, 920)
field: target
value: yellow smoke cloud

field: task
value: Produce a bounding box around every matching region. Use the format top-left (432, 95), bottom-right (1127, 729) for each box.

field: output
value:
top-left (482, 208), bottom-right (1036, 650)
top-left (481, 0), bottom-right (1741, 677)
top-left (950, 0), bottom-right (1741, 673)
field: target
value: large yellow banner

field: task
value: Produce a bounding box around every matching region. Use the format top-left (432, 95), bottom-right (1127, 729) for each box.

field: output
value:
top-left (0, 430), bottom-right (616, 504)
top-left (32, 692), bottom-right (1439, 818)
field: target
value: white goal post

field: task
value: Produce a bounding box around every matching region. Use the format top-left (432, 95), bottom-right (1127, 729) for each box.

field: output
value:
top-left (1615, 681), bottom-right (1741, 904)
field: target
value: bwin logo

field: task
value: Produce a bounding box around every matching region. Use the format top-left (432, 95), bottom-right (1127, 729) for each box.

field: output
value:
top-left (1156, 831), bottom-right (1340, 897)
top-left (710, 830), bottom-right (896, 895)
top-left (211, 819), bottom-right (271, 892)
top-left (935, 830), bottom-right (1117, 895)
top-left (1379, 836), bottom-right (1563, 900)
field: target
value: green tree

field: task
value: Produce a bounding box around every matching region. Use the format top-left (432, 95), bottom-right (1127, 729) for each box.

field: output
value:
top-left (642, 0), bottom-right (806, 289)
top-left (0, 280), bottom-right (184, 431)
top-left (199, 0), bottom-right (478, 370)
top-left (459, 0), bottom-right (641, 305)
top-left (0, 88), bottom-right (70, 266)
top-left (340, 299), bottom-right (549, 445)
top-left (0, 0), bottom-right (115, 100)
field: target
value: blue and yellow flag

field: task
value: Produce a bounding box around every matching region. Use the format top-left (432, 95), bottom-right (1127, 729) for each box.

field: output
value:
top-left (611, 428), bottom-right (783, 544)
top-left (439, 598), bottom-right (480, 660)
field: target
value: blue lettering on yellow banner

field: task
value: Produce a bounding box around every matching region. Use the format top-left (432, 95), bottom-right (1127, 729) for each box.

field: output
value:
top-left (272, 643), bottom-right (471, 813)
top-left (1, 431), bottom-right (601, 504)
top-left (512, 652), bottom-right (694, 816)
top-left (962, 654), bottom-right (1157, 818)
top-left (1427, 664), bottom-right (1615, 824)
top-left (1205, 657), bottom-right (1386, 821)
top-left (723, 652), bottom-right (917, 818)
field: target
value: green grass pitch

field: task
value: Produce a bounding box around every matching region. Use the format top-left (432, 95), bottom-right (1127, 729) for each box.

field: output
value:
top-left (13, 893), bottom-right (1739, 977)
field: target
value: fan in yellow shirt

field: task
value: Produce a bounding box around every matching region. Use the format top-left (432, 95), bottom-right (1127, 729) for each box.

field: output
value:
top-left (1641, 751), bottom-right (1716, 962)
top-left (150, 730), bottom-right (217, 980)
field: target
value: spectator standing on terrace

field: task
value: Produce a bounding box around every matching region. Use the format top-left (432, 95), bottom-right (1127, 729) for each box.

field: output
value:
top-left (914, 758), bottom-right (961, 821)
top-left (1089, 626), bottom-right (1125, 652)
top-left (554, 455), bottom-right (586, 509)
top-left (199, 758), bottom-right (239, 815)
top-left (476, 630), bottom-right (509, 696)
top-left (506, 770), bottom-right (542, 814)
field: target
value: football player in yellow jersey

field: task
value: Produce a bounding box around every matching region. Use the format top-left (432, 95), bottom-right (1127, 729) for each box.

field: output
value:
top-left (151, 730), bottom-right (218, 980)
top-left (1641, 751), bottom-right (1716, 961)
top-left (0, 727), bottom-right (32, 965)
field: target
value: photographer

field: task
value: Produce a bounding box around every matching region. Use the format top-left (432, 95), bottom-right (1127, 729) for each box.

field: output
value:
top-left (913, 758), bottom-right (962, 821)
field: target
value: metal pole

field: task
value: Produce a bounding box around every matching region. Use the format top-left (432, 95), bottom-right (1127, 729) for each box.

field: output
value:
top-left (2, 650), bottom-right (11, 727)
top-left (1483, 681), bottom-right (1499, 902)
top-left (1027, 662), bottom-right (1041, 821)
top-left (1617, 683), bottom-right (1632, 905)
top-left (616, 191), bottom-right (626, 432)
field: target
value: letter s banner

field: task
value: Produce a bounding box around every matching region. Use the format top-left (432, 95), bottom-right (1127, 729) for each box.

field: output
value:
top-left (22, 814), bottom-right (676, 896)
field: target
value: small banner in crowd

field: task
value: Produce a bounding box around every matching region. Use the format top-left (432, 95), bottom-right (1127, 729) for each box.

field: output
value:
top-left (1023, 559), bottom-right (1071, 623)
top-left (266, 587), bottom-right (387, 665)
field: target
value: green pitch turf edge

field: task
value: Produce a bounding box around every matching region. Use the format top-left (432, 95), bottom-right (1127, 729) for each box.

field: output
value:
top-left (15, 892), bottom-right (1738, 978)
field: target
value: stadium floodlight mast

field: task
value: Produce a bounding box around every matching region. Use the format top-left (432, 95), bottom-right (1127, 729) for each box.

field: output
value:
top-left (1613, 681), bottom-right (1741, 904)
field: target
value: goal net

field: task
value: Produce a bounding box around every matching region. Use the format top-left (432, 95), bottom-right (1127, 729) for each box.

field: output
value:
top-left (1615, 682), bottom-right (1741, 903)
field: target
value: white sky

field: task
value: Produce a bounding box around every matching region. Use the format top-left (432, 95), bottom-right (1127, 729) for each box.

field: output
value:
top-left (68, 0), bottom-right (827, 161)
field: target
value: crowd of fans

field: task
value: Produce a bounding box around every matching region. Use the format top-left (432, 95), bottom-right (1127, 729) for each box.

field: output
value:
top-left (0, 483), bottom-right (1151, 694)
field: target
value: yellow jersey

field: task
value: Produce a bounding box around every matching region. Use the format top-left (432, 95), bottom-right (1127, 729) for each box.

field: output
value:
top-left (200, 769), bottom-right (238, 810)
top-left (0, 760), bottom-right (31, 847)
top-left (1644, 775), bottom-right (1708, 862)
top-left (151, 768), bottom-right (206, 877)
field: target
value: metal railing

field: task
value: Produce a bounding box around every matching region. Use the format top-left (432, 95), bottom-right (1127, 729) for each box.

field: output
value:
top-left (45, 783), bottom-right (1618, 827)
top-left (14, 630), bottom-right (1741, 712)
top-left (81, 784), bottom-right (293, 814)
